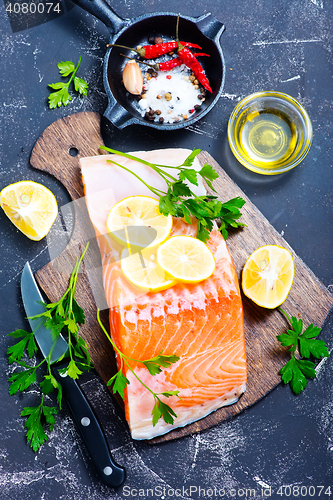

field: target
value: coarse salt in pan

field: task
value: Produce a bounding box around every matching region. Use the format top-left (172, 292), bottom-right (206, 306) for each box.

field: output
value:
top-left (138, 65), bottom-right (204, 124)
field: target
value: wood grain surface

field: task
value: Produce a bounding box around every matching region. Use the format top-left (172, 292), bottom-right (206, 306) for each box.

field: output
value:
top-left (30, 111), bottom-right (333, 443)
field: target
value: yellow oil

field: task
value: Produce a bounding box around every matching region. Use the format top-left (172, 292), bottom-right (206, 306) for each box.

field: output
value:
top-left (237, 109), bottom-right (298, 167)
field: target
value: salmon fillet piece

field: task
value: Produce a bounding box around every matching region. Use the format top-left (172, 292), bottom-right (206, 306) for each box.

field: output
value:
top-left (80, 149), bottom-right (247, 440)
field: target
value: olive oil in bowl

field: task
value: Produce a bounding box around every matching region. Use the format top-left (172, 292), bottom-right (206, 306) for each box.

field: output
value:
top-left (238, 110), bottom-right (297, 167)
top-left (227, 91), bottom-right (313, 175)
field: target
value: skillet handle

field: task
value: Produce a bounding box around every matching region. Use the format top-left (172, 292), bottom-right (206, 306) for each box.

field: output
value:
top-left (103, 101), bottom-right (138, 129)
top-left (195, 12), bottom-right (225, 41)
top-left (71, 0), bottom-right (127, 33)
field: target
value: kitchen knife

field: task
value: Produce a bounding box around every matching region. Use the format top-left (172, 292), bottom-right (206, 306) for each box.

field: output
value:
top-left (20, 262), bottom-right (126, 488)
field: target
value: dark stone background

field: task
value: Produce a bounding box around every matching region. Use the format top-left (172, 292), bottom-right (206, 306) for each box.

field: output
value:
top-left (0, 0), bottom-right (332, 498)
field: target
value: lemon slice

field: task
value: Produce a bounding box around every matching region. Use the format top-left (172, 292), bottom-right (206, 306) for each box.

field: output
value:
top-left (157, 235), bottom-right (216, 283)
top-left (0, 181), bottom-right (58, 241)
top-left (121, 247), bottom-right (176, 292)
top-left (242, 244), bottom-right (295, 308)
top-left (107, 196), bottom-right (173, 248)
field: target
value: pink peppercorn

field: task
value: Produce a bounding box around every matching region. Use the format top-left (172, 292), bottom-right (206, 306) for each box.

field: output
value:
top-left (166, 75), bottom-right (172, 80)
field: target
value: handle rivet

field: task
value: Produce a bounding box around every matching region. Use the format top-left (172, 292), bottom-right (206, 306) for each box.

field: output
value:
top-left (103, 466), bottom-right (113, 476)
top-left (81, 417), bottom-right (91, 426)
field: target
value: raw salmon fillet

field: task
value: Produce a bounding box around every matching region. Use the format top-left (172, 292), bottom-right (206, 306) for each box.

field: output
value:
top-left (80, 149), bottom-right (247, 440)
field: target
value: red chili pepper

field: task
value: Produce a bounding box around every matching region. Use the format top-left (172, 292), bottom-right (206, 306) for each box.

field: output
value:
top-left (174, 15), bottom-right (212, 93)
top-left (139, 41), bottom-right (202, 59)
top-left (189, 52), bottom-right (210, 58)
top-left (107, 42), bottom-right (202, 59)
top-left (157, 53), bottom-right (210, 72)
top-left (158, 58), bottom-right (183, 71)
top-left (177, 46), bottom-right (212, 93)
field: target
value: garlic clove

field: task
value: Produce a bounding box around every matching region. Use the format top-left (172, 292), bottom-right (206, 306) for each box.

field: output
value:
top-left (122, 60), bottom-right (143, 95)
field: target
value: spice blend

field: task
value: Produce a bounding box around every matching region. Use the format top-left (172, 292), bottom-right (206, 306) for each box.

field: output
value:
top-left (138, 64), bottom-right (206, 123)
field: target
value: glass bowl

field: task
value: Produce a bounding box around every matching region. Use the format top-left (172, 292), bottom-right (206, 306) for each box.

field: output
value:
top-left (227, 91), bottom-right (313, 175)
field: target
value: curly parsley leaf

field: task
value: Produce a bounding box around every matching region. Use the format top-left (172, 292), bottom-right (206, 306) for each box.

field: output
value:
top-left (48, 56), bottom-right (88, 109)
top-left (181, 148), bottom-right (201, 166)
top-left (71, 298), bottom-right (86, 325)
top-left (7, 329), bottom-right (37, 363)
top-left (142, 353), bottom-right (180, 376)
top-left (277, 308), bottom-right (329, 394)
top-left (178, 169), bottom-right (199, 186)
top-left (198, 162), bottom-right (219, 191)
top-left (299, 324), bottom-right (329, 358)
top-left (21, 398), bottom-right (58, 452)
top-left (48, 86), bottom-right (71, 109)
top-left (40, 373), bottom-right (59, 393)
top-left (57, 60), bottom-right (75, 76)
top-left (107, 370), bottom-right (130, 400)
top-left (73, 76), bottom-right (89, 95)
top-left (276, 329), bottom-right (299, 352)
top-left (65, 359), bottom-right (83, 379)
top-left (279, 357), bottom-right (316, 395)
top-left (8, 367), bottom-right (38, 395)
top-left (100, 146), bottom-right (246, 243)
top-left (152, 396), bottom-right (178, 427)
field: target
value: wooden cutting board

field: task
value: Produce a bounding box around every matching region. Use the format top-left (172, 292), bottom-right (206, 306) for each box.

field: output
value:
top-left (30, 111), bottom-right (333, 443)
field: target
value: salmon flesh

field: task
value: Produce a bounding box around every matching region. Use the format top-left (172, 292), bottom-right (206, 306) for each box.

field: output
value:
top-left (80, 149), bottom-right (247, 440)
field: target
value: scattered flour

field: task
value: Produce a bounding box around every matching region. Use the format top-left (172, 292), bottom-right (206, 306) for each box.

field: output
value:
top-left (253, 476), bottom-right (270, 489)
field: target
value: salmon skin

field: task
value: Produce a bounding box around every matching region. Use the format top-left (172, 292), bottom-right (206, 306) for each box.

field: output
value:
top-left (80, 149), bottom-right (247, 440)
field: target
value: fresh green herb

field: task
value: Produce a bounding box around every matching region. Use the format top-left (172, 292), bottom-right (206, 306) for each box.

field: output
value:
top-left (21, 396), bottom-right (58, 452)
top-left (48, 56), bottom-right (88, 109)
top-left (7, 328), bottom-right (63, 452)
top-left (99, 146), bottom-right (246, 243)
top-left (97, 309), bottom-right (180, 426)
top-left (29, 243), bottom-right (92, 377)
top-left (277, 307), bottom-right (329, 394)
top-left (7, 243), bottom-right (91, 452)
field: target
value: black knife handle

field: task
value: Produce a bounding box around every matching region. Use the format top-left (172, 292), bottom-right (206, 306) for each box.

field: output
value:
top-left (53, 366), bottom-right (126, 488)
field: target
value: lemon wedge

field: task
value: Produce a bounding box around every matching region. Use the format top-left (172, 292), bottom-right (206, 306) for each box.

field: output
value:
top-left (121, 247), bottom-right (176, 292)
top-left (0, 180), bottom-right (58, 241)
top-left (107, 196), bottom-right (173, 248)
top-left (157, 235), bottom-right (216, 283)
top-left (242, 244), bottom-right (295, 308)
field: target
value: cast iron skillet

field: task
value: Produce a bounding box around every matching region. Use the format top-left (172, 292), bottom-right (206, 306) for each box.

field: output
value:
top-left (71, 0), bottom-right (226, 130)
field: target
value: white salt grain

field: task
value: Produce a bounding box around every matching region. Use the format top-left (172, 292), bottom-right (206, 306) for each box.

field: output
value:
top-left (138, 65), bottom-right (203, 123)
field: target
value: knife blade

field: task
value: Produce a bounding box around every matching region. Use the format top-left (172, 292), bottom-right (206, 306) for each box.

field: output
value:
top-left (20, 262), bottom-right (126, 488)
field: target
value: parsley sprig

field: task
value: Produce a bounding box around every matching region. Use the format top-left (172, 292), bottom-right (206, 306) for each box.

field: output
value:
top-left (100, 146), bottom-right (246, 243)
top-left (277, 307), bottom-right (329, 394)
top-left (7, 243), bottom-right (92, 452)
top-left (48, 56), bottom-right (88, 109)
top-left (97, 310), bottom-right (180, 426)
top-left (30, 244), bottom-right (92, 379)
